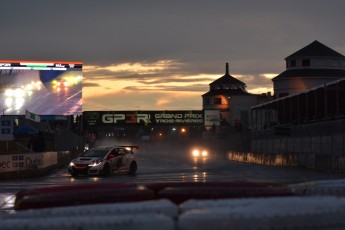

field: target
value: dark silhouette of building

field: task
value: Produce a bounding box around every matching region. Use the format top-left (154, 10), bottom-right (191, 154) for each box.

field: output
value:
top-left (273, 40), bottom-right (345, 98)
top-left (202, 63), bottom-right (270, 129)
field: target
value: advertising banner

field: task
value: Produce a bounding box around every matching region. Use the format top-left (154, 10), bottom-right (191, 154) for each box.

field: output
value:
top-left (83, 110), bottom-right (205, 127)
top-left (204, 110), bottom-right (220, 126)
top-left (0, 152), bottom-right (57, 172)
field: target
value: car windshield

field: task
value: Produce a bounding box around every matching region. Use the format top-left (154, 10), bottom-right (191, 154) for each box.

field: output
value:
top-left (81, 149), bottom-right (109, 158)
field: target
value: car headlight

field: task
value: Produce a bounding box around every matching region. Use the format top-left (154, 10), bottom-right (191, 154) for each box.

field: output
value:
top-left (69, 161), bottom-right (75, 167)
top-left (192, 149), bottom-right (208, 158)
top-left (192, 149), bottom-right (200, 157)
top-left (201, 150), bottom-right (208, 157)
top-left (89, 159), bottom-right (103, 167)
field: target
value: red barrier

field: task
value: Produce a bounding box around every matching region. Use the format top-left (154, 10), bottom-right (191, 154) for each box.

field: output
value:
top-left (15, 184), bottom-right (154, 210)
top-left (16, 182), bottom-right (136, 201)
top-left (157, 186), bottom-right (294, 204)
top-left (145, 181), bottom-right (277, 194)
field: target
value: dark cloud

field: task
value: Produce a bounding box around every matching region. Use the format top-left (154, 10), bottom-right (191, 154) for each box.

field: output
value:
top-left (1, 0), bottom-right (345, 71)
top-left (1, 0), bottom-right (345, 110)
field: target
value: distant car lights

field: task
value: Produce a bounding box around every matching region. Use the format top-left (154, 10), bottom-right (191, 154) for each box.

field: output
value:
top-left (192, 149), bottom-right (208, 158)
top-left (4, 86), bottom-right (31, 110)
top-left (51, 75), bottom-right (82, 92)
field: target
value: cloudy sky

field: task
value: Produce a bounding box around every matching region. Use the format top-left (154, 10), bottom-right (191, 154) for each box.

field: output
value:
top-left (1, 0), bottom-right (345, 111)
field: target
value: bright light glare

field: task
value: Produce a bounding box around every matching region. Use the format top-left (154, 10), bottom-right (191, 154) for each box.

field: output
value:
top-left (15, 97), bottom-right (25, 110)
top-left (192, 149), bottom-right (200, 157)
top-left (26, 84), bottom-right (33, 91)
top-left (5, 89), bottom-right (14, 97)
top-left (5, 98), bottom-right (13, 107)
top-left (15, 88), bottom-right (25, 97)
top-left (192, 149), bottom-right (208, 158)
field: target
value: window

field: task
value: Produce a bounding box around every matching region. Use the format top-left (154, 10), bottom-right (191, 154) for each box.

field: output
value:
top-left (302, 59), bottom-right (310, 67)
top-left (290, 60), bottom-right (296, 67)
top-left (118, 148), bottom-right (126, 155)
top-left (214, 98), bottom-right (221, 105)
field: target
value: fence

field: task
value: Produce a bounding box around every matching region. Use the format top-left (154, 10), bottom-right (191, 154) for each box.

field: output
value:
top-left (229, 119), bottom-right (345, 172)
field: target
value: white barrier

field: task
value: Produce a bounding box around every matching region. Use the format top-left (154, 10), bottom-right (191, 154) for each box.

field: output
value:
top-left (289, 179), bottom-right (345, 196)
top-left (0, 152), bottom-right (57, 172)
top-left (0, 213), bottom-right (174, 230)
top-left (2, 199), bottom-right (178, 219)
top-left (178, 196), bottom-right (345, 230)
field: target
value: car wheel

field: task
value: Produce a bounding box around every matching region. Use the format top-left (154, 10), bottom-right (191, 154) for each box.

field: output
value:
top-left (102, 163), bottom-right (111, 176)
top-left (128, 161), bottom-right (137, 175)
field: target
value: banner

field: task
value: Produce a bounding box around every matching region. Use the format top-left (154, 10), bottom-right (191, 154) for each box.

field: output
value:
top-left (83, 110), bottom-right (204, 127)
top-left (0, 152), bottom-right (57, 173)
top-left (25, 110), bottom-right (41, 122)
top-left (204, 110), bottom-right (220, 126)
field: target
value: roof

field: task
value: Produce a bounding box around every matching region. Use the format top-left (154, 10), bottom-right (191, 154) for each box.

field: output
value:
top-left (202, 88), bottom-right (255, 97)
top-left (272, 68), bottom-right (345, 81)
top-left (210, 74), bottom-right (246, 86)
top-left (253, 77), bottom-right (345, 109)
top-left (210, 63), bottom-right (246, 86)
top-left (286, 40), bottom-right (345, 59)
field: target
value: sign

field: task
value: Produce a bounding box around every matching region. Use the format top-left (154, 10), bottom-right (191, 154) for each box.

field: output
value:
top-left (204, 110), bottom-right (220, 126)
top-left (83, 110), bottom-right (205, 127)
top-left (0, 152), bottom-right (57, 172)
top-left (0, 117), bottom-right (14, 141)
top-left (25, 110), bottom-right (41, 122)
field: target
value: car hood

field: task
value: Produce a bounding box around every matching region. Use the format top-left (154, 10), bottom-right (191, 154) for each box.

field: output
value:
top-left (73, 157), bottom-right (103, 164)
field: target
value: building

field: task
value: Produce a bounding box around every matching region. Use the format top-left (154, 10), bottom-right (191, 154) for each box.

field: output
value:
top-left (273, 40), bottom-right (345, 98)
top-left (233, 41), bottom-right (345, 172)
top-left (202, 63), bottom-right (270, 129)
top-left (252, 40), bottom-right (345, 130)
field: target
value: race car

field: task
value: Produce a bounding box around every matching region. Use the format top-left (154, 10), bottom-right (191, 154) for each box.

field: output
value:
top-left (68, 145), bottom-right (138, 177)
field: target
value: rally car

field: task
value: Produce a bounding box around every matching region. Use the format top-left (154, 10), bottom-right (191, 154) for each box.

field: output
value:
top-left (68, 145), bottom-right (138, 177)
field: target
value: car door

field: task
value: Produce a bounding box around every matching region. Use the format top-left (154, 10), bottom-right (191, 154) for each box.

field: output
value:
top-left (108, 149), bottom-right (118, 171)
top-left (121, 148), bottom-right (134, 170)
top-left (115, 148), bottom-right (126, 169)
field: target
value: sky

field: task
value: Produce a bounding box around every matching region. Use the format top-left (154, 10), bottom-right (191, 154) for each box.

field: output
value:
top-left (1, 0), bottom-right (345, 111)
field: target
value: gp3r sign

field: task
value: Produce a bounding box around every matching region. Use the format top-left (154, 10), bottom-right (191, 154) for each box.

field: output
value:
top-left (83, 110), bottom-right (205, 127)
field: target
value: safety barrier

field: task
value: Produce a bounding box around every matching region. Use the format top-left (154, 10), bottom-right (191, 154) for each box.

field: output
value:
top-left (13, 181), bottom-right (294, 211)
top-left (178, 196), bottom-right (345, 230)
top-left (3, 194), bottom-right (345, 229)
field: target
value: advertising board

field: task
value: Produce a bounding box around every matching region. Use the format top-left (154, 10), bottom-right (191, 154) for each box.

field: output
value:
top-left (0, 152), bottom-right (57, 172)
top-left (83, 110), bottom-right (205, 127)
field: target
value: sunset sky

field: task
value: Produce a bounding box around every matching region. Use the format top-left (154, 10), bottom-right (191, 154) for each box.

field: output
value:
top-left (1, 0), bottom-right (345, 111)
